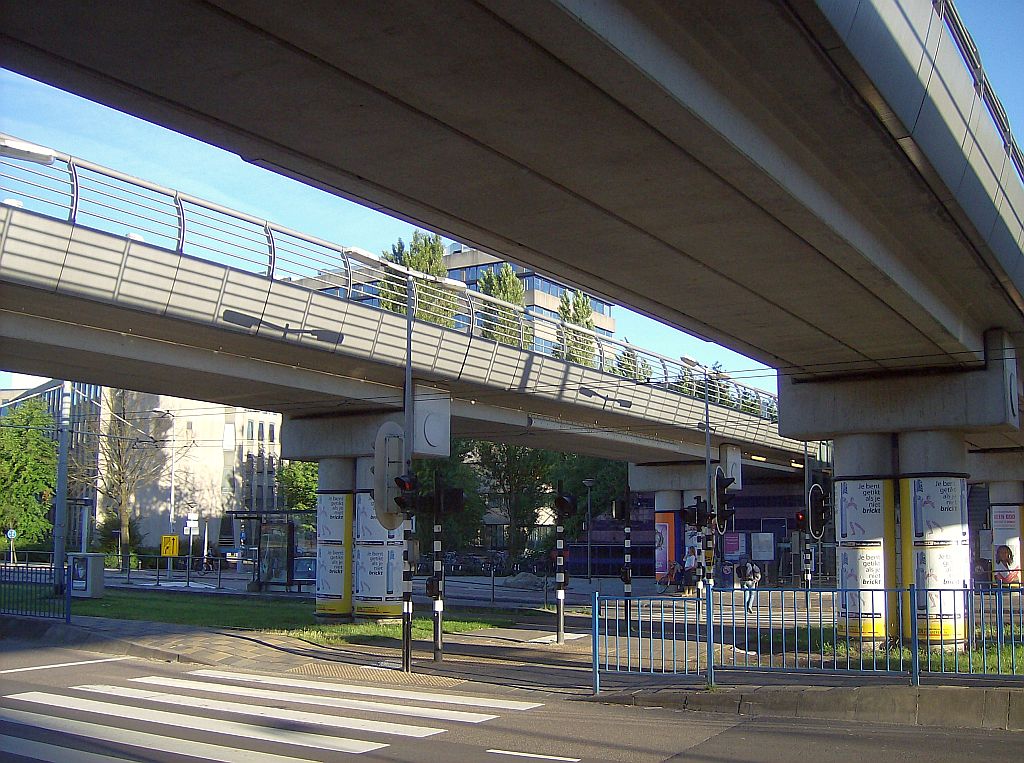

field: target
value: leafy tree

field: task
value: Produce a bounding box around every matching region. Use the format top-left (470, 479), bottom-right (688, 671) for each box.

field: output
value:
top-left (474, 442), bottom-right (554, 559)
top-left (0, 399), bottom-right (57, 544)
top-left (549, 453), bottom-right (627, 538)
top-left (410, 439), bottom-right (487, 552)
top-left (379, 230), bottom-right (458, 327)
top-left (478, 262), bottom-right (532, 348)
top-left (612, 339), bottom-right (653, 382)
top-left (277, 460), bottom-right (318, 513)
top-left (89, 389), bottom-right (169, 570)
top-left (556, 289), bottom-right (596, 366)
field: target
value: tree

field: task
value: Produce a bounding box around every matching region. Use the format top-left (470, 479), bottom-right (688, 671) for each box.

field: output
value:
top-left (549, 453), bottom-right (627, 539)
top-left (556, 289), bottom-right (596, 366)
top-left (478, 262), bottom-right (532, 348)
top-left (410, 439), bottom-right (487, 553)
top-left (277, 460), bottom-right (318, 513)
top-left (612, 339), bottom-right (653, 382)
top-left (90, 389), bottom-right (169, 570)
top-left (474, 442), bottom-right (554, 559)
top-left (0, 399), bottom-right (57, 544)
top-left (378, 230), bottom-right (458, 327)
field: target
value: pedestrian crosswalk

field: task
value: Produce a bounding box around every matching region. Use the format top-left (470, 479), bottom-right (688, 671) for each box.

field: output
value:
top-left (0, 668), bottom-right (544, 761)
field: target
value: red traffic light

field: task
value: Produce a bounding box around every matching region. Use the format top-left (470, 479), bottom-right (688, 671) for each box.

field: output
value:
top-left (394, 474), bottom-right (418, 492)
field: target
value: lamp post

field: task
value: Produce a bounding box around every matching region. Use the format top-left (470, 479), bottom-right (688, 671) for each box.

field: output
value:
top-left (583, 478), bottom-right (595, 582)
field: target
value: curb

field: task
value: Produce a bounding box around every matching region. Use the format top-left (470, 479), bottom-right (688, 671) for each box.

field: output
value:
top-left (0, 615), bottom-right (211, 665)
top-left (587, 685), bottom-right (1024, 731)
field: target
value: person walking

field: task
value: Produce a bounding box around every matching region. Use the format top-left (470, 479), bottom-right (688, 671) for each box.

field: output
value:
top-left (736, 556), bottom-right (761, 613)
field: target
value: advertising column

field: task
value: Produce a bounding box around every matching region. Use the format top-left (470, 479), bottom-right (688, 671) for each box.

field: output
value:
top-left (899, 474), bottom-right (970, 642)
top-left (834, 478), bottom-right (896, 637)
top-left (315, 490), bottom-right (353, 618)
top-left (991, 504), bottom-right (1022, 586)
top-left (352, 492), bottom-right (404, 618)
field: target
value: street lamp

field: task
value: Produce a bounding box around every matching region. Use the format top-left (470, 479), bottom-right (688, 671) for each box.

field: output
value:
top-left (583, 478), bottom-right (596, 582)
top-left (578, 386), bottom-right (632, 409)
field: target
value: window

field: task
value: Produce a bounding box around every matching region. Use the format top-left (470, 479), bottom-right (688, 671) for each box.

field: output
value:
top-left (269, 423), bottom-right (275, 443)
top-left (258, 422), bottom-right (265, 442)
top-left (246, 420), bottom-right (254, 440)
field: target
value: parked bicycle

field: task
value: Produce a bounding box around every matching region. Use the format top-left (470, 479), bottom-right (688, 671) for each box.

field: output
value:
top-left (193, 556), bottom-right (221, 576)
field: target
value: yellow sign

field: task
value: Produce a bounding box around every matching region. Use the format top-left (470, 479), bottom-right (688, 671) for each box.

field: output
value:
top-left (160, 535), bottom-right (179, 557)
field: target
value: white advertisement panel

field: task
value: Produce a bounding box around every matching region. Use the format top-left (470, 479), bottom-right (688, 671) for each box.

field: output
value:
top-left (836, 479), bottom-right (886, 542)
top-left (316, 493), bottom-right (347, 541)
top-left (992, 505), bottom-right (1022, 585)
top-left (315, 544), bottom-right (346, 599)
top-left (907, 476), bottom-right (968, 542)
top-left (911, 545), bottom-right (970, 616)
top-left (354, 492), bottom-right (402, 544)
top-left (838, 545), bottom-right (886, 618)
top-left (654, 522), bottom-right (669, 575)
top-left (352, 545), bottom-right (404, 602)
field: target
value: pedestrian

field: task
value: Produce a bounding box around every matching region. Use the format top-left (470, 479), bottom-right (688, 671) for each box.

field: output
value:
top-left (736, 556), bottom-right (761, 613)
top-left (683, 546), bottom-right (698, 592)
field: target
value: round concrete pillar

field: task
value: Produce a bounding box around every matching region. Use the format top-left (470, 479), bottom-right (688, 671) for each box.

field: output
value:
top-left (316, 457), bottom-right (355, 620)
top-left (897, 431), bottom-right (970, 643)
top-left (897, 430), bottom-right (966, 474)
top-left (654, 490), bottom-right (682, 512)
top-left (833, 433), bottom-right (892, 477)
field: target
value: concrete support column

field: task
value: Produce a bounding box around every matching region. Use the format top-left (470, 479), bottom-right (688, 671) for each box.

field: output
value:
top-left (832, 434), bottom-right (896, 637)
top-left (316, 458), bottom-right (355, 620)
top-left (897, 431), bottom-right (970, 642)
top-left (989, 481), bottom-right (1023, 586)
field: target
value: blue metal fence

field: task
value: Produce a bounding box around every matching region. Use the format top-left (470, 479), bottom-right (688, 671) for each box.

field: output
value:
top-left (0, 564), bottom-right (72, 623)
top-left (593, 585), bottom-right (1024, 693)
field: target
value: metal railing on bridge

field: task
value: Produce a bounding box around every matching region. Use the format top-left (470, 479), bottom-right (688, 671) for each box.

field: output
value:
top-left (0, 139), bottom-right (784, 428)
top-left (0, 563), bottom-right (72, 623)
top-left (592, 584), bottom-right (1024, 693)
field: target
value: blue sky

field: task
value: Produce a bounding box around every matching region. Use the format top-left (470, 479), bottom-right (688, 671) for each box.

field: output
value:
top-left (1, 0), bottom-right (1020, 395)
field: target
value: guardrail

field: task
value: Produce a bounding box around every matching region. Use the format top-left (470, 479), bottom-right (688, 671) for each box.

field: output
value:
top-left (593, 584), bottom-right (1024, 693)
top-left (0, 563), bottom-right (72, 622)
top-left (0, 139), bottom-right (783, 427)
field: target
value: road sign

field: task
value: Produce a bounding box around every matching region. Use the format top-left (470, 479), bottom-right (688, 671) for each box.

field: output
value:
top-left (185, 525), bottom-right (199, 536)
top-left (6, 529), bottom-right (16, 540)
top-left (160, 535), bottom-right (179, 556)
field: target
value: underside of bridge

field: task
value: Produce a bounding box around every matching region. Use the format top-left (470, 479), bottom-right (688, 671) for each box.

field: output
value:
top-left (2, 0), bottom-right (1021, 383)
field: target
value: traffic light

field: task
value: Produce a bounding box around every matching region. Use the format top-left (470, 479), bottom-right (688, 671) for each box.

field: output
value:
top-left (807, 483), bottom-right (830, 540)
top-left (713, 466), bottom-right (736, 533)
top-left (373, 424), bottom-right (405, 530)
top-left (425, 575), bottom-right (441, 598)
top-left (682, 502), bottom-right (697, 526)
top-left (694, 496), bottom-right (712, 529)
top-left (795, 509), bottom-right (809, 533)
top-left (554, 493), bottom-right (577, 521)
top-left (611, 498), bottom-right (630, 523)
top-left (394, 473), bottom-right (419, 513)
top-left (619, 565), bottom-right (632, 585)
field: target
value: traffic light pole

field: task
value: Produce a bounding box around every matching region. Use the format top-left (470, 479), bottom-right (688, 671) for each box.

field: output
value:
top-left (401, 273), bottom-right (415, 673)
top-left (556, 520), bottom-right (565, 645)
top-left (402, 515), bottom-right (413, 672)
top-left (623, 522), bottom-right (632, 628)
top-left (433, 479), bottom-right (444, 662)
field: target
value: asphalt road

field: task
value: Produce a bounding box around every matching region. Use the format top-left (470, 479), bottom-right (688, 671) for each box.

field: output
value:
top-left (1, 641), bottom-right (1019, 762)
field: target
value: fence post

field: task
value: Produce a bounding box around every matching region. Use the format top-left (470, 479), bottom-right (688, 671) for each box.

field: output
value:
top-left (909, 584), bottom-right (920, 686)
top-left (705, 581), bottom-right (714, 687)
top-left (592, 591), bottom-right (600, 695)
top-left (996, 586), bottom-right (1005, 654)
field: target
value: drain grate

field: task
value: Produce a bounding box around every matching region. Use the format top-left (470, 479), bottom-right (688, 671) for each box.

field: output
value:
top-left (286, 661), bottom-right (467, 688)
